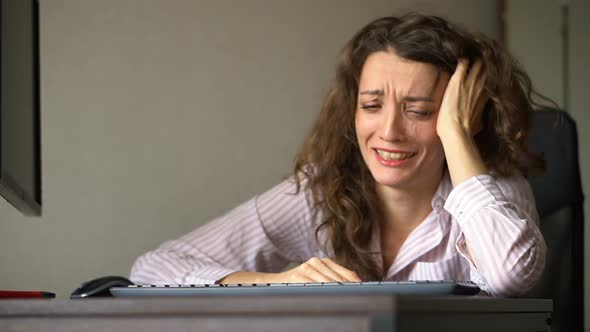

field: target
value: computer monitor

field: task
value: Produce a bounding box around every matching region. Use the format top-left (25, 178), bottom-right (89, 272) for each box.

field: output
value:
top-left (0, 0), bottom-right (42, 216)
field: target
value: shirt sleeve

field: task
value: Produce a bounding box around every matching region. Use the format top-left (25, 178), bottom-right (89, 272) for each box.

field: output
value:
top-left (443, 174), bottom-right (546, 297)
top-left (129, 177), bottom-right (317, 285)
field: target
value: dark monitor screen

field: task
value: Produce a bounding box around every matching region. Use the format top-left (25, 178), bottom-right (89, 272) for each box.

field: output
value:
top-left (0, 0), bottom-right (42, 216)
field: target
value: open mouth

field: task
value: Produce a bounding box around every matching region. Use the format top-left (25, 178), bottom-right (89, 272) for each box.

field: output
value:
top-left (375, 149), bottom-right (417, 161)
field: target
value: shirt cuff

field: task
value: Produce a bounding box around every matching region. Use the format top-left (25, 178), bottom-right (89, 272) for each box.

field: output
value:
top-left (444, 174), bottom-right (508, 225)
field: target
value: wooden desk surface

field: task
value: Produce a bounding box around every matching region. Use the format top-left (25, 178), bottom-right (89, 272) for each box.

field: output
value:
top-left (0, 295), bottom-right (552, 332)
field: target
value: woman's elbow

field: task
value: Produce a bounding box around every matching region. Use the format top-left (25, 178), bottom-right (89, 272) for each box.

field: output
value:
top-left (493, 240), bottom-right (547, 296)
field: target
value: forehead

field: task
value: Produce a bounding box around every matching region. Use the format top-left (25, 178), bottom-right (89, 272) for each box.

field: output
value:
top-left (358, 51), bottom-right (443, 93)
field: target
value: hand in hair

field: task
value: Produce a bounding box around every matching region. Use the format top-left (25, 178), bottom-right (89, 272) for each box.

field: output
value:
top-left (436, 58), bottom-right (489, 187)
top-left (218, 257), bottom-right (361, 284)
top-left (437, 59), bottom-right (488, 138)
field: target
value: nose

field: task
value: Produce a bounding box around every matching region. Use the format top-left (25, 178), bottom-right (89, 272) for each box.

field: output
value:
top-left (379, 103), bottom-right (406, 142)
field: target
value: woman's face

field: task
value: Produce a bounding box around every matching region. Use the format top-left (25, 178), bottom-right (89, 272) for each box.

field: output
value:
top-left (355, 50), bottom-right (450, 191)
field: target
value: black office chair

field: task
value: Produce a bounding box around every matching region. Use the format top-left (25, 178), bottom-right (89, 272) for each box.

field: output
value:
top-left (524, 109), bottom-right (585, 332)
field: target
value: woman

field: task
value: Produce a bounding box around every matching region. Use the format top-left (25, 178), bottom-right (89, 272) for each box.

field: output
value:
top-left (130, 13), bottom-right (546, 296)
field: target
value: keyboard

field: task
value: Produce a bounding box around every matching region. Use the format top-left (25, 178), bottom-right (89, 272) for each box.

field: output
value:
top-left (110, 280), bottom-right (480, 297)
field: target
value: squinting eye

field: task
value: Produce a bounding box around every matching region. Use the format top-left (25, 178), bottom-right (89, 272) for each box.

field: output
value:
top-left (361, 105), bottom-right (381, 111)
top-left (406, 110), bottom-right (433, 117)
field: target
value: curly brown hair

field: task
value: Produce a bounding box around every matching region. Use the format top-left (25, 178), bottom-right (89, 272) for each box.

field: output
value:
top-left (293, 13), bottom-right (545, 280)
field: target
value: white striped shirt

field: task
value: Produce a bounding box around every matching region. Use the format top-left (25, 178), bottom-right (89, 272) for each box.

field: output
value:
top-left (130, 172), bottom-right (546, 296)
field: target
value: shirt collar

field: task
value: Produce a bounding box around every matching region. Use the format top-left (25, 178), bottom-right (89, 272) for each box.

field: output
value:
top-left (431, 169), bottom-right (453, 212)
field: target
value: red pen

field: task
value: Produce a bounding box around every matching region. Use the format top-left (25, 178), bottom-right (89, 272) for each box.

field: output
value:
top-left (0, 290), bottom-right (56, 299)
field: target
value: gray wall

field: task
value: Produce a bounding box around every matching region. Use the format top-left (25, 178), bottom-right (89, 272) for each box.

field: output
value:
top-left (506, 0), bottom-right (589, 329)
top-left (0, 0), bottom-right (497, 298)
top-left (506, 0), bottom-right (563, 105)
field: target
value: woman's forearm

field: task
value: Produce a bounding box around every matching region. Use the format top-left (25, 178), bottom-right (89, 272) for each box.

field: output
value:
top-left (439, 127), bottom-right (488, 187)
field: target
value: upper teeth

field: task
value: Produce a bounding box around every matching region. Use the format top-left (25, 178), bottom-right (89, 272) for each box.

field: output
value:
top-left (376, 149), bottom-right (415, 161)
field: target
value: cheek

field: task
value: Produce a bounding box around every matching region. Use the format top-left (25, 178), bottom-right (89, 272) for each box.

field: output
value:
top-left (415, 123), bottom-right (444, 157)
top-left (430, 139), bottom-right (446, 160)
top-left (354, 114), bottom-right (365, 154)
top-left (426, 136), bottom-right (445, 162)
top-left (354, 112), bottom-right (371, 141)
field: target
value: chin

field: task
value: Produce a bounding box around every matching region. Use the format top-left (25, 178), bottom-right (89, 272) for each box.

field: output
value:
top-left (371, 171), bottom-right (414, 189)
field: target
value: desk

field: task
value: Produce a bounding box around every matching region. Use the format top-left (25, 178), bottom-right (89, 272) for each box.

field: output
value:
top-left (0, 295), bottom-right (552, 332)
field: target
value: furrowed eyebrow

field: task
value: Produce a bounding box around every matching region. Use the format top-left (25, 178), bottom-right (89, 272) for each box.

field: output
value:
top-left (359, 89), bottom-right (384, 96)
top-left (403, 96), bottom-right (435, 102)
top-left (358, 89), bottom-right (435, 103)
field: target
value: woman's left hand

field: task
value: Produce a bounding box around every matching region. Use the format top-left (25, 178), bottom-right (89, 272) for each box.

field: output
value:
top-left (436, 59), bottom-right (489, 187)
top-left (436, 59), bottom-right (488, 138)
